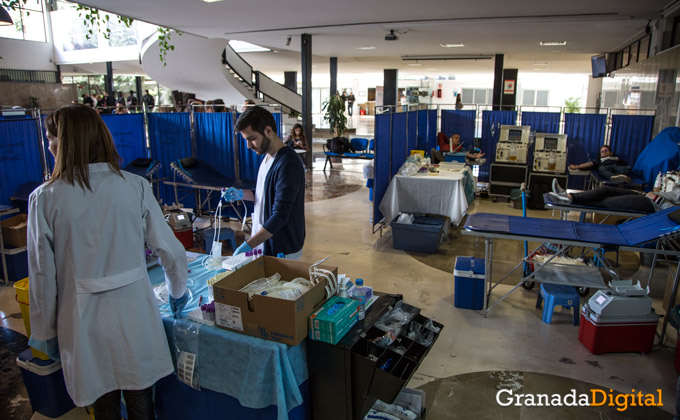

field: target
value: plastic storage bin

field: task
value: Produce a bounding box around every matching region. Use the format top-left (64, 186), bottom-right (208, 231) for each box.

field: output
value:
top-left (14, 278), bottom-right (49, 360)
top-left (390, 216), bottom-right (444, 254)
top-left (444, 152), bottom-right (467, 163)
top-left (454, 257), bottom-right (485, 310)
top-left (1, 248), bottom-right (28, 283)
top-left (16, 348), bottom-right (75, 418)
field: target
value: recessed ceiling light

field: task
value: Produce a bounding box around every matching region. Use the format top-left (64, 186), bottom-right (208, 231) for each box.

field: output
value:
top-left (539, 41), bottom-right (566, 46)
top-left (201, 0), bottom-right (224, 3)
top-left (425, 68), bottom-right (437, 71)
top-left (440, 43), bottom-right (464, 48)
top-left (228, 40), bottom-right (271, 53)
top-left (407, 63), bottom-right (423, 66)
top-left (356, 46), bottom-right (376, 50)
top-left (533, 61), bottom-right (549, 65)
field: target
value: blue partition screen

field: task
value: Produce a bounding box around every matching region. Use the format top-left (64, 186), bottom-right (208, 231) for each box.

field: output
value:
top-left (427, 110), bottom-right (437, 152)
top-left (417, 110), bottom-right (428, 151)
top-left (609, 115), bottom-right (655, 170)
top-left (148, 113), bottom-right (192, 206)
top-left (480, 110), bottom-right (517, 182)
top-left (520, 112), bottom-right (560, 134)
top-left (195, 113), bottom-right (235, 178)
top-left (564, 113), bottom-right (606, 189)
top-left (0, 119), bottom-right (43, 206)
top-left (407, 111), bottom-right (418, 152)
top-left (373, 114), bottom-right (391, 226)
top-left (391, 113), bottom-right (408, 177)
top-left (441, 110), bottom-right (476, 148)
top-left (101, 113), bottom-right (147, 168)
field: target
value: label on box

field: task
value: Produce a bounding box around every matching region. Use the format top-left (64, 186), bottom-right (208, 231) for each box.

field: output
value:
top-left (215, 302), bottom-right (243, 331)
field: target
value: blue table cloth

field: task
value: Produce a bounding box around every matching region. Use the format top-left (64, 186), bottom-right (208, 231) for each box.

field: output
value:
top-left (149, 254), bottom-right (309, 420)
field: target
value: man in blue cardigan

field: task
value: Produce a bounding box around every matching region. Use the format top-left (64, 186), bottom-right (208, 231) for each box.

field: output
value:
top-left (226, 106), bottom-right (306, 259)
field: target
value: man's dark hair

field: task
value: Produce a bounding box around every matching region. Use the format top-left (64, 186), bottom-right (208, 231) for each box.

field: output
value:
top-left (234, 105), bottom-right (277, 135)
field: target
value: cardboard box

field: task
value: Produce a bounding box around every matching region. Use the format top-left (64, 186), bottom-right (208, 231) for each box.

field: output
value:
top-left (212, 256), bottom-right (337, 345)
top-left (1, 214), bottom-right (28, 248)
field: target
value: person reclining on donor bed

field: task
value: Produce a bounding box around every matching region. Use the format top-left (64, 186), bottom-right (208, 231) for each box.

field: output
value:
top-left (569, 145), bottom-right (631, 183)
top-left (547, 179), bottom-right (680, 213)
top-left (430, 133), bottom-right (484, 164)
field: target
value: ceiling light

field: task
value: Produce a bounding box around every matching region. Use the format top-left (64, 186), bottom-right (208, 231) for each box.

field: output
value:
top-left (533, 61), bottom-right (549, 65)
top-left (425, 68), bottom-right (437, 71)
top-left (402, 55), bottom-right (493, 61)
top-left (228, 40), bottom-right (271, 53)
top-left (539, 41), bottom-right (567, 46)
top-left (385, 30), bottom-right (398, 41)
top-left (356, 46), bottom-right (376, 50)
top-left (407, 63), bottom-right (423, 66)
top-left (201, 0), bottom-right (225, 3)
top-left (0, 7), bottom-right (13, 26)
top-left (440, 43), bottom-right (465, 48)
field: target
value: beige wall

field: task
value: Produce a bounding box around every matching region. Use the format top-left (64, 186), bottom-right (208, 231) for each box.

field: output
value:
top-left (0, 82), bottom-right (77, 110)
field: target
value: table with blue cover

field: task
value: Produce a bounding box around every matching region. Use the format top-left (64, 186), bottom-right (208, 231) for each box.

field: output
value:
top-left (148, 255), bottom-right (310, 420)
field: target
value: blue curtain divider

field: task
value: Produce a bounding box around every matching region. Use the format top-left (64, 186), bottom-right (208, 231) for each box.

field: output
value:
top-left (480, 110), bottom-right (517, 182)
top-left (427, 110), bottom-right (437, 152)
top-left (101, 113), bottom-right (147, 169)
top-left (609, 114), bottom-right (655, 172)
top-left (417, 110), bottom-right (428, 151)
top-left (194, 112), bottom-right (236, 210)
top-left (0, 119), bottom-right (44, 207)
top-left (407, 111), bottom-right (418, 153)
top-left (373, 114), bottom-right (392, 226)
top-left (440, 110), bottom-right (476, 149)
top-left (520, 112), bottom-right (560, 134)
top-left (391, 113), bottom-right (408, 177)
top-left (564, 113), bottom-right (606, 189)
top-left (148, 113), bottom-right (193, 207)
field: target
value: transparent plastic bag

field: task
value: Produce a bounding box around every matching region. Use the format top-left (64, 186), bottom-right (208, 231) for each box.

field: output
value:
top-left (172, 320), bottom-right (201, 390)
top-left (239, 273), bottom-right (282, 297)
top-left (374, 301), bottom-right (419, 337)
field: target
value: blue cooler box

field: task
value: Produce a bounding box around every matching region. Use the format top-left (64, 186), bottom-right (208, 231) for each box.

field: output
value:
top-left (445, 152), bottom-right (467, 163)
top-left (390, 216), bottom-right (444, 254)
top-left (454, 257), bottom-right (485, 310)
top-left (16, 348), bottom-right (75, 418)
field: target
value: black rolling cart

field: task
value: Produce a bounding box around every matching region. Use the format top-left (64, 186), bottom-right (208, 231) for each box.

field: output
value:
top-left (307, 293), bottom-right (442, 420)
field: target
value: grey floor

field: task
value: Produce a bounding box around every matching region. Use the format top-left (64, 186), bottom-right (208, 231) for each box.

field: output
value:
top-left (0, 133), bottom-right (677, 418)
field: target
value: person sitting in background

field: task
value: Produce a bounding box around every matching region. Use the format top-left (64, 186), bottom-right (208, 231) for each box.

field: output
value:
top-left (430, 133), bottom-right (485, 164)
top-left (204, 100), bottom-right (214, 113)
top-left (547, 178), bottom-right (679, 213)
top-left (243, 99), bottom-right (256, 111)
top-left (285, 123), bottom-right (308, 151)
top-left (569, 145), bottom-right (631, 183)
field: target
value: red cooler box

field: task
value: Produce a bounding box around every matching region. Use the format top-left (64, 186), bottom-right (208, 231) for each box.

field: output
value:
top-left (579, 305), bottom-right (658, 354)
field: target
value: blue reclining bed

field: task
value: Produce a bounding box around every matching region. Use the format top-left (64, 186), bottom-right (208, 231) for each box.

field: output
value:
top-left (122, 158), bottom-right (161, 179)
top-left (462, 207), bottom-right (680, 341)
top-left (167, 157), bottom-right (255, 221)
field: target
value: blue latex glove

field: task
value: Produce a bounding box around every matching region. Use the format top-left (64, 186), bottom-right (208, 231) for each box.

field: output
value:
top-left (169, 291), bottom-right (189, 319)
top-left (221, 187), bottom-right (244, 202)
top-left (28, 336), bottom-right (60, 362)
top-left (234, 241), bottom-right (252, 256)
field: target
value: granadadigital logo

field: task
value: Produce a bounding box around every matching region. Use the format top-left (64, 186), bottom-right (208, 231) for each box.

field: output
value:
top-left (496, 388), bottom-right (663, 412)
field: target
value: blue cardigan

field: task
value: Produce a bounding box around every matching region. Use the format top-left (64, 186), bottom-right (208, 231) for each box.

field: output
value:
top-left (261, 146), bottom-right (306, 256)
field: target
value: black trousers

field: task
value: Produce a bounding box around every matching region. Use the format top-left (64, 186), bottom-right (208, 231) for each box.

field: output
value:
top-left (93, 388), bottom-right (155, 420)
top-left (571, 186), bottom-right (655, 213)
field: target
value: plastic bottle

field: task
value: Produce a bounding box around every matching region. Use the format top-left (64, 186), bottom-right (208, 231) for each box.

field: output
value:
top-left (352, 279), bottom-right (366, 320)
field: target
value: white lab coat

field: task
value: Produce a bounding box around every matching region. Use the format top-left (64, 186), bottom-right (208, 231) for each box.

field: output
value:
top-left (27, 163), bottom-right (187, 407)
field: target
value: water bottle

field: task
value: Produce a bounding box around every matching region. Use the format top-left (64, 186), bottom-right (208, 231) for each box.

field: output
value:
top-left (352, 279), bottom-right (366, 320)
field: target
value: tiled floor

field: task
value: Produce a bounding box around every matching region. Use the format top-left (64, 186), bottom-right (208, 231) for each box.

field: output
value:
top-left (0, 153), bottom-right (677, 419)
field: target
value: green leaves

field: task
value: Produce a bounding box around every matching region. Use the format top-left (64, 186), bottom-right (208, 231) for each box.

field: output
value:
top-left (322, 94), bottom-right (348, 137)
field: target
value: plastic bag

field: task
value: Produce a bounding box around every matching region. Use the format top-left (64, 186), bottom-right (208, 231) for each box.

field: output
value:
top-left (172, 320), bottom-right (201, 390)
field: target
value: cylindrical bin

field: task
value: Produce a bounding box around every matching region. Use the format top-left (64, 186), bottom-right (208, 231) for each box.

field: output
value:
top-left (454, 257), bottom-right (485, 310)
top-left (510, 188), bottom-right (530, 209)
top-left (13, 278), bottom-right (49, 360)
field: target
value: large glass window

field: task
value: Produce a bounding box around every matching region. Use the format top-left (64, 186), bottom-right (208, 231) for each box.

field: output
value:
top-left (0, 0), bottom-right (46, 42)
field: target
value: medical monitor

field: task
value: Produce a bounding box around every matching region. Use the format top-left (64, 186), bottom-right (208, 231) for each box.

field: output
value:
top-left (499, 125), bottom-right (530, 144)
top-left (535, 133), bottom-right (567, 152)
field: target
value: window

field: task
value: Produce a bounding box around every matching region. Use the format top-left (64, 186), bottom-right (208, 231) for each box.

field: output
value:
top-left (462, 88), bottom-right (493, 105)
top-left (520, 89), bottom-right (548, 106)
top-left (522, 90), bottom-right (535, 106)
top-left (0, 0), bottom-right (46, 42)
top-left (602, 91), bottom-right (619, 108)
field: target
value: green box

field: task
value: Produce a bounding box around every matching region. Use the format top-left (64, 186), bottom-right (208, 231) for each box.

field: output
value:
top-left (309, 316), bottom-right (358, 345)
top-left (309, 296), bottom-right (359, 333)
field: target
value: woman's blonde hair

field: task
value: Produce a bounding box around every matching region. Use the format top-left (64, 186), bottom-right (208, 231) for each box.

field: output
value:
top-left (46, 104), bottom-right (122, 190)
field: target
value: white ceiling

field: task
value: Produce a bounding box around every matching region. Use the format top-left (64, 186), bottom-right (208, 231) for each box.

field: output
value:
top-left (71, 0), bottom-right (671, 77)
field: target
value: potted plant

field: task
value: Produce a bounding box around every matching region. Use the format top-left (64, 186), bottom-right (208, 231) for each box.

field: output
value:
top-left (322, 93), bottom-right (347, 137)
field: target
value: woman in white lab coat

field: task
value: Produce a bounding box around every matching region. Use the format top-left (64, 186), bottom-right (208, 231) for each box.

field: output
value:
top-left (27, 104), bottom-right (189, 419)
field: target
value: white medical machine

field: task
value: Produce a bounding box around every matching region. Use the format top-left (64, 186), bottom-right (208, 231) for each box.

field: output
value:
top-left (532, 133), bottom-right (568, 173)
top-left (495, 125), bottom-right (531, 164)
top-left (587, 280), bottom-right (652, 318)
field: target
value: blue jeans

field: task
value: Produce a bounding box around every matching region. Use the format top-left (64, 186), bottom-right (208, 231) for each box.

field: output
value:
top-left (93, 387), bottom-right (155, 420)
top-left (598, 165), bottom-right (631, 180)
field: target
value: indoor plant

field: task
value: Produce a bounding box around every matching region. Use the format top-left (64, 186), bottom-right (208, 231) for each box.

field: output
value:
top-left (322, 93), bottom-right (347, 137)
